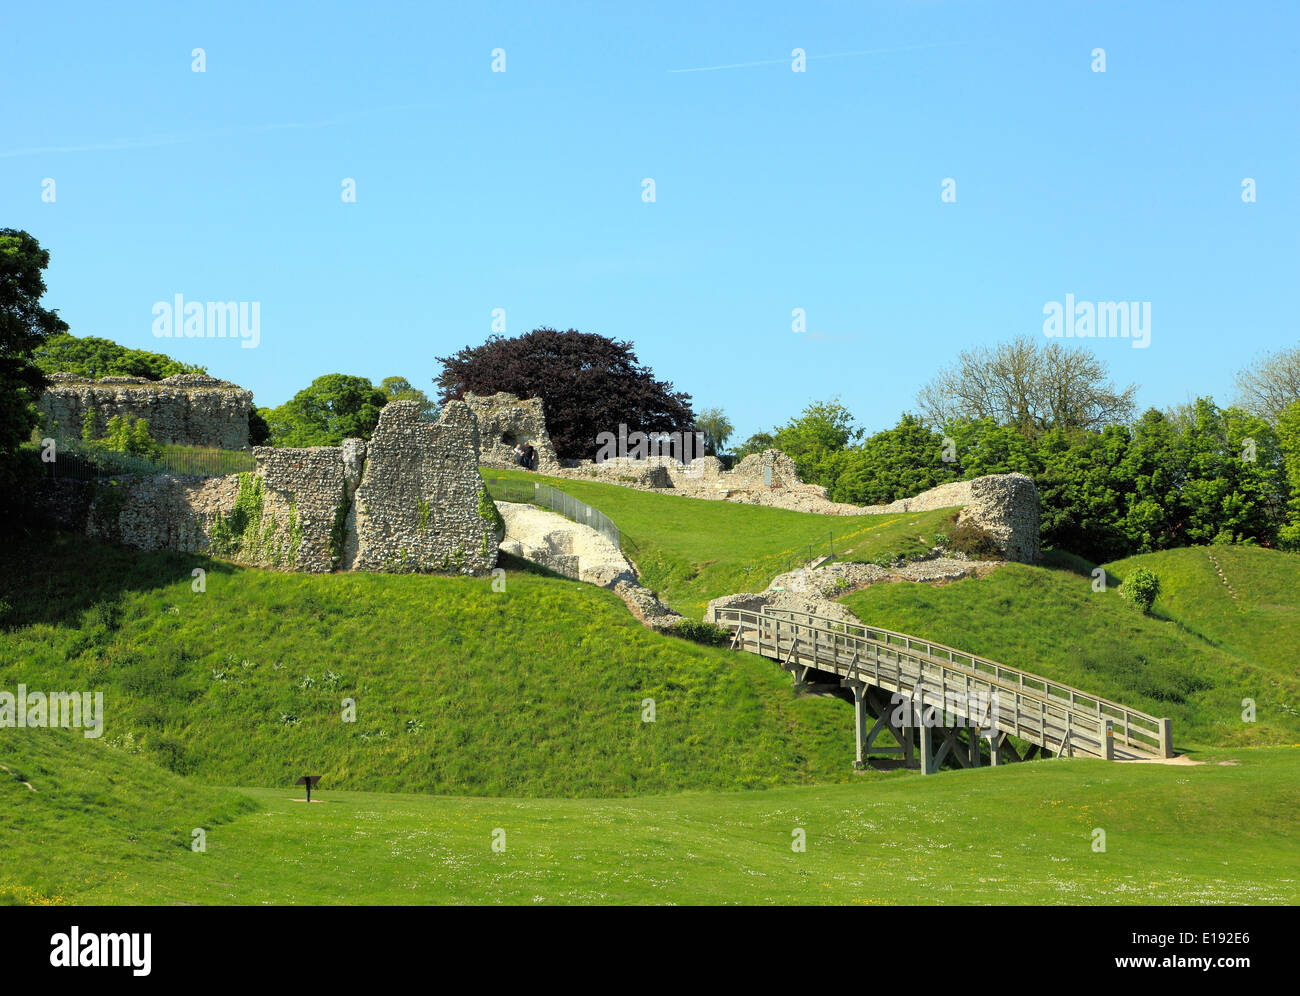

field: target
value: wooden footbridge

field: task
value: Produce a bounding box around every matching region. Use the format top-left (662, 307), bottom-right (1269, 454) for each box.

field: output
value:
top-left (713, 606), bottom-right (1173, 774)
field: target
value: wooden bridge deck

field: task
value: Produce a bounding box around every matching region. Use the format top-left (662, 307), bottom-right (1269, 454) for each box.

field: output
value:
top-left (714, 606), bottom-right (1172, 773)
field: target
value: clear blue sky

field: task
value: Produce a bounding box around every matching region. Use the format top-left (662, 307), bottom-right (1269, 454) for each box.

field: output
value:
top-left (3, 0), bottom-right (1296, 441)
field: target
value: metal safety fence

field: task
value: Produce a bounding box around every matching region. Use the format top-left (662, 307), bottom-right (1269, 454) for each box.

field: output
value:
top-left (482, 478), bottom-right (637, 552)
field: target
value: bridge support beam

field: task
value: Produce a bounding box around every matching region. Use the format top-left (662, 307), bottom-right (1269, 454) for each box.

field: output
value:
top-left (852, 683), bottom-right (867, 769)
top-left (919, 723), bottom-right (935, 775)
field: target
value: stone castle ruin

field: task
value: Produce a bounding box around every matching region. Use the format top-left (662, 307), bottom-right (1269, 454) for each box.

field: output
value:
top-left (32, 379), bottom-right (1040, 573)
top-left (40, 372), bottom-right (254, 450)
top-left (42, 400), bottom-right (503, 576)
top-left (464, 391), bottom-right (560, 471)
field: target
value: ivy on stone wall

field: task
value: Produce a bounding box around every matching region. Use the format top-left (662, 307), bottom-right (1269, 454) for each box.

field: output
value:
top-left (208, 473), bottom-right (302, 568)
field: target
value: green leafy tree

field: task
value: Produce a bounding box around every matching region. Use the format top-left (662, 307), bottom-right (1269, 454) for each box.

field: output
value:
top-left (98, 415), bottom-right (162, 460)
top-left (1036, 424), bottom-right (1133, 562)
top-left (694, 408), bottom-right (734, 456)
top-left (0, 229), bottom-right (68, 509)
top-left (1276, 399), bottom-right (1300, 549)
top-left (33, 332), bottom-right (205, 380)
top-left (732, 431), bottom-right (776, 460)
top-left (380, 376), bottom-right (439, 421)
top-left (263, 374), bottom-right (388, 446)
top-left (834, 414), bottom-right (960, 505)
top-left (945, 417), bottom-right (1041, 477)
top-left (770, 399), bottom-right (862, 493)
top-left (1171, 399), bottom-right (1282, 546)
top-left (1119, 567), bottom-right (1161, 614)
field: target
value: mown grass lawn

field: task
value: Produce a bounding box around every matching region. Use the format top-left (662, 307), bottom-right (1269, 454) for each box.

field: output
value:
top-left (481, 467), bottom-right (956, 617)
top-left (5, 729), bottom-right (1295, 905)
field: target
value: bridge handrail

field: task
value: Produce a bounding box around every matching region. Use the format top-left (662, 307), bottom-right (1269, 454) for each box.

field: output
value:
top-left (714, 605), bottom-right (1171, 757)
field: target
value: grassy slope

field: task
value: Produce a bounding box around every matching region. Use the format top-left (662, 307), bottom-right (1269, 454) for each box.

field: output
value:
top-left (1108, 545), bottom-right (1300, 684)
top-left (0, 532), bottom-right (860, 797)
top-left (0, 728), bottom-right (256, 905)
top-left (839, 550), bottom-right (1300, 750)
top-left (5, 731), bottom-right (1295, 905)
top-left (482, 467), bottom-right (956, 618)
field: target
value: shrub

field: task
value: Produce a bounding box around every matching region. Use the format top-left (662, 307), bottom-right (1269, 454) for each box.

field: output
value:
top-left (1119, 567), bottom-right (1161, 614)
top-left (669, 619), bottom-right (732, 647)
top-left (941, 515), bottom-right (1002, 560)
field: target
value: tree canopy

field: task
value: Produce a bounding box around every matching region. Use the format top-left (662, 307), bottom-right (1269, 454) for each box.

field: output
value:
top-left (261, 374), bottom-right (388, 446)
top-left (1234, 347), bottom-right (1300, 424)
top-left (32, 332), bottom-right (205, 381)
top-left (916, 335), bottom-right (1137, 436)
top-left (436, 328), bottom-right (695, 460)
top-left (694, 408), bottom-right (734, 456)
top-left (380, 376), bottom-right (439, 422)
top-left (0, 229), bottom-right (67, 510)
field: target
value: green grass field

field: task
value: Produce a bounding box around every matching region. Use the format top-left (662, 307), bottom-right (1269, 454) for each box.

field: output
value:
top-left (4, 729), bottom-right (1295, 905)
top-left (3, 481), bottom-right (1298, 905)
top-left (481, 467), bottom-right (956, 617)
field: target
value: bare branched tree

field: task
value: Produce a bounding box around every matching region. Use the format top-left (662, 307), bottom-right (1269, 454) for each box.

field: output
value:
top-left (915, 335), bottom-right (1137, 435)
top-left (1233, 347), bottom-right (1300, 423)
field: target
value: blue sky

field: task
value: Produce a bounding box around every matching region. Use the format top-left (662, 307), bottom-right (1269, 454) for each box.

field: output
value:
top-left (3, 0), bottom-right (1296, 441)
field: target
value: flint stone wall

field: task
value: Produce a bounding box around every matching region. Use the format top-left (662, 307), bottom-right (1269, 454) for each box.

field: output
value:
top-left (564, 449), bottom-right (807, 491)
top-left (40, 372), bottom-right (253, 450)
top-left (37, 400), bottom-right (501, 576)
top-left (464, 392), bottom-right (560, 471)
top-left (351, 400), bottom-right (501, 574)
top-left (863, 472), bottom-right (1040, 564)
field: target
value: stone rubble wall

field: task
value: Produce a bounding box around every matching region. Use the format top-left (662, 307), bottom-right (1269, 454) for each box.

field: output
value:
top-left (351, 400), bottom-right (501, 575)
top-left (464, 391), bottom-right (560, 471)
top-left (561, 449), bottom-right (1040, 564)
top-left (39, 372), bottom-right (253, 450)
top-left (33, 400), bottom-right (502, 576)
top-left (861, 473), bottom-right (1041, 564)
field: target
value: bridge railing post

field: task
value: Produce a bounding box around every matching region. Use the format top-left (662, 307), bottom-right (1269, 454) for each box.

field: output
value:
top-left (1158, 717), bottom-right (1173, 758)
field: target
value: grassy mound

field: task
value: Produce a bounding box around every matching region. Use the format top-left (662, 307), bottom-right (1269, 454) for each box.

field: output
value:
top-left (839, 549), bottom-right (1300, 750)
top-left (482, 468), bottom-right (956, 617)
top-left (0, 727), bottom-right (257, 905)
top-left (0, 532), bottom-right (861, 797)
top-left (1107, 545), bottom-right (1300, 685)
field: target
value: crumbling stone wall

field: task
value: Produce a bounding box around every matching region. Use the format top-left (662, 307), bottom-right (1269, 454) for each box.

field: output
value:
top-left (39, 372), bottom-right (253, 450)
top-left (562, 448), bottom-right (1040, 563)
top-left (36, 400), bottom-right (502, 576)
top-left (464, 391), bottom-right (560, 471)
top-left (351, 400), bottom-right (502, 574)
top-left (560, 448), bottom-right (829, 503)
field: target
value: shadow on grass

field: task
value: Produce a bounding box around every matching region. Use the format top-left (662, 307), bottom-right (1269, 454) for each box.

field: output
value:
top-left (0, 527), bottom-right (239, 630)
